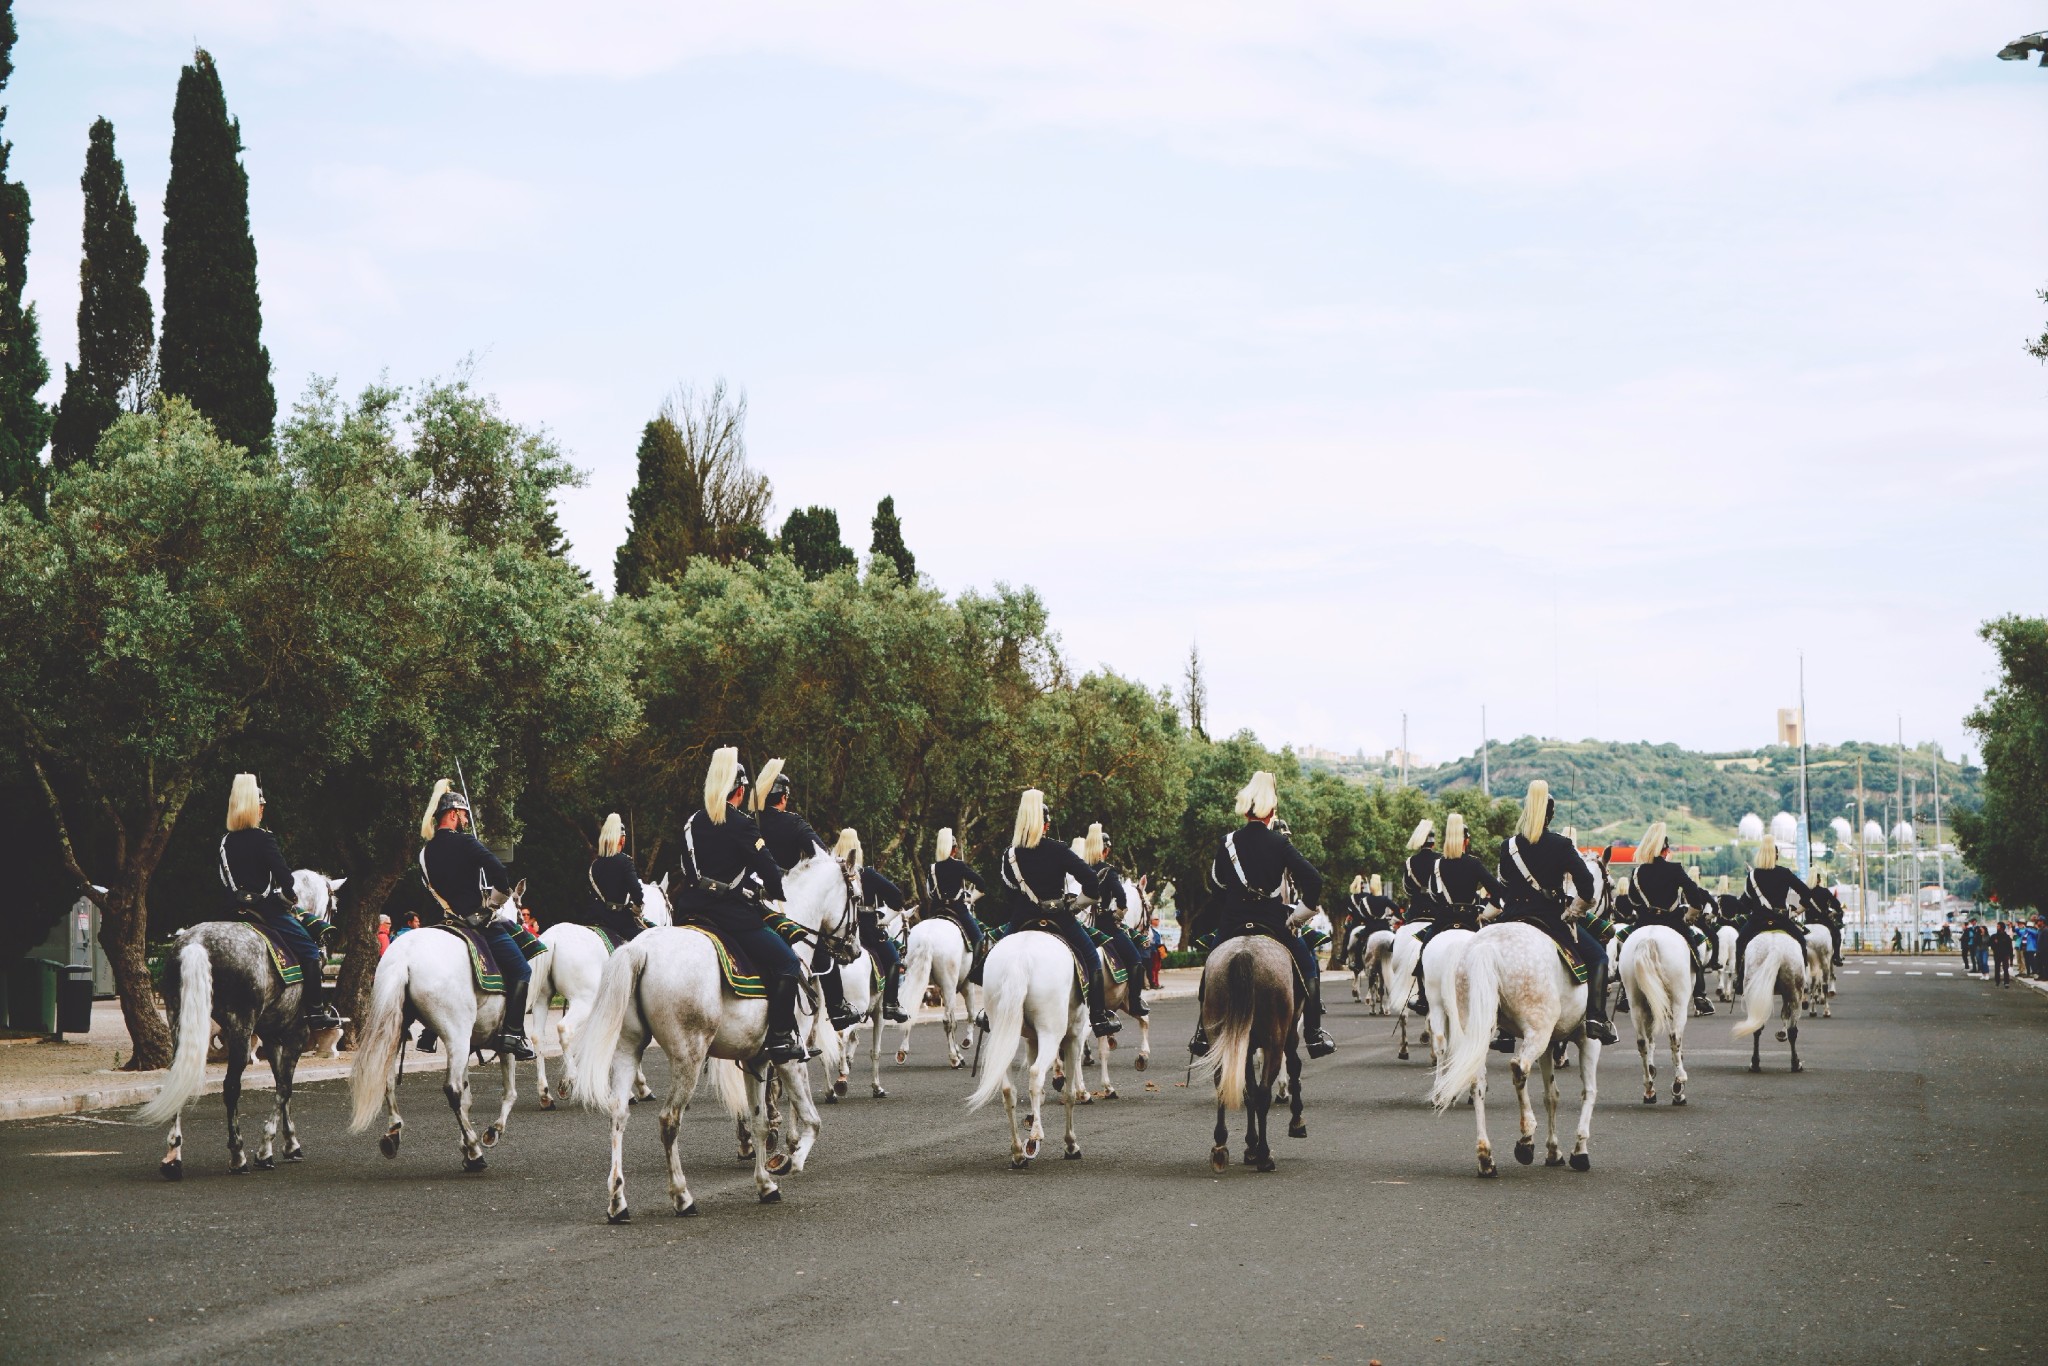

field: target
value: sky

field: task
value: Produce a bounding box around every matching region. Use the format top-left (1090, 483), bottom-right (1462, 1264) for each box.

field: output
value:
top-left (16, 2), bottom-right (2048, 766)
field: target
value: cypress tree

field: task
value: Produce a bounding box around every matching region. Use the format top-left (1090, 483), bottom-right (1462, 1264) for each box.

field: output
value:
top-left (160, 48), bottom-right (274, 455)
top-left (0, 0), bottom-right (53, 507)
top-left (613, 383), bottom-right (772, 594)
top-left (52, 118), bottom-right (153, 471)
top-left (614, 416), bottom-right (692, 597)
top-left (869, 494), bottom-right (915, 583)
top-left (779, 506), bottom-right (856, 581)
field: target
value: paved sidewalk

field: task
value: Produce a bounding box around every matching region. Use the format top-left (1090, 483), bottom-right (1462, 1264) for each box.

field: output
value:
top-left (0, 966), bottom-right (1222, 1123)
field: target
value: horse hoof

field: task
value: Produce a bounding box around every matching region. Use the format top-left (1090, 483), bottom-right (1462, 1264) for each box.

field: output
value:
top-left (539, 1097), bottom-right (555, 1111)
top-left (482, 1126), bottom-right (501, 1148)
top-left (677, 1201), bottom-right (698, 1217)
top-left (1672, 1094), bottom-right (1687, 1107)
top-left (1791, 1061), bottom-right (1804, 1073)
top-left (1477, 1162), bottom-right (1496, 1179)
top-left (1133, 1055), bottom-right (1148, 1073)
top-left (253, 1156), bottom-right (275, 1171)
top-left (1545, 1153), bottom-right (1565, 1167)
top-left (607, 1207), bottom-right (631, 1224)
top-left (947, 1056), bottom-right (963, 1070)
top-left (1051, 1075), bottom-right (1065, 1093)
top-left (160, 1160), bottom-right (182, 1182)
top-left (228, 1164), bottom-right (248, 1177)
top-left (379, 1135), bottom-right (400, 1159)
top-left (765, 1153), bottom-right (791, 1176)
top-left (1569, 1152), bottom-right (1591, 1172)
top-left (833, 1079), bottom-right (848, 1098)
top-left (1641, 1093), bottom-right (1656, 1105)
top-left (1396, 1048), bottom-right (1409, 1061)
top-left (1012, 1156), bottom-right (1032, 1170)
top-left (463, 1155), bottom-right (488, 1173)
top-left (1104, 1088), bottom-right (1119, 1101)
top-left (1288, 1122), bottom-right (1307, 1139)
top-left (1063, 1144), bottom-right (1082, 1161)
top-left (1775, 1029), bottom-right (1788, 1042)
top-left (759, 1189), bottom-right (782, 1205)
top-left (1023, 1137), bottom-right (1041, 1161)
top-left (1256, 1157), bottom-right (1277, 1173)
top-left (896, 1050), bottom-right (908, 1065)
top-left (1513, 1140), bottom-right (1535, 1166)
top-left (872, 1086), bottom-right (887, 1099)
top-left (822, 1091), bottom-right (838, 1105)
top-left (1209, 1146), bottom-right (1229, 1174)
top-left (1749, 1062), bottom-right (1761, 1074)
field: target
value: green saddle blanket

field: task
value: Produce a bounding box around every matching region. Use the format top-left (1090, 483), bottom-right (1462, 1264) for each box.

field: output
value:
top-left (675, 911), bottom-right (807, 1001)
top-left (991, 917), bottom-right (1092, 995)
top-left (427, 921), bottom-right (546, 995)
top-left (234, 910), bottom-right (324, 986)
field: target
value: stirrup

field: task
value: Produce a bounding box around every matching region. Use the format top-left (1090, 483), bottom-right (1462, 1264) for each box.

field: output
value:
top-left (1187, 1027), bottom-right (1210, 1058)
top-left (827, 1002), bottom-right (860, 1031)
top-left (1090, 1014), bottom-right (1122, 1039)
top-left (1305, 1028), bottom-right (1336, 1059)
top-left (1489, 1033), bottom-right (1517, 1054)
top-left (761, 1032), bottom-right (809, 1064)
top-left (302, 1005), bottom-right (342, 1027)
top-left (1406, 999), bottom-right (1428, 1017)
top-left (494, 1032), bottom-right (536, 1061)
top-left (1693, 997), bottom-right (1715, 1016)
top-left (1584, 1018), bottom-right (1618, 1044)
top-left (884, 1003), bottom-right (910, 1023)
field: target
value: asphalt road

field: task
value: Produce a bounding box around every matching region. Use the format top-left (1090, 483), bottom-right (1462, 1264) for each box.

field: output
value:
top-left (2, 965), bottom-right (2042, 1365)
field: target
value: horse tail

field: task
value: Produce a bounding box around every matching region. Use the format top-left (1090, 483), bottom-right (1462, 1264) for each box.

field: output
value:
top-left (966, 951), bottom-right (1029, 1112)
top-left (1732, 938), bottom-right (1780, 1040)
top-left (1202, 949), bottom-right (1258, 1112)
top-left (899, 931), bottom-right (935, 1019)
top-left (346, 950), bottom-right (411, 1133)
top-left (527, 944), bottom-right (555, 1049)
top-left (712, 1059), bottom-right (749, 1119)
top-left (1430, 939), bottom-right (1498, 1112)
top-left (1634, 936), bottom-right (1675, 1042)
top-left (809, 973), bottom-right (844, 1079)
top-left (136, 940), bottom-right (213, 1126)
top-left (570, 938), bottom-right (646, 1109)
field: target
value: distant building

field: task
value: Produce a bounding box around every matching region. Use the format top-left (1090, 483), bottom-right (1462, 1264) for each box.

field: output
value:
top-left (1777, 709), bottom-right (1803, 747)
top-left (1737, 813), bottom-right (1765, 841)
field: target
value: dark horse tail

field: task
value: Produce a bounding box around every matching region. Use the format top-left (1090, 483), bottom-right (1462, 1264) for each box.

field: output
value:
top-left (137, 940), bottom-right (214, 1125)
top-left (1201, 946), bottom-right (1261, 1111)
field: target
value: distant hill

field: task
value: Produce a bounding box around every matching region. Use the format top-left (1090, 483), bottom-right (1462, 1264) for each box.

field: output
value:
top-left (1302, 737), bottom-right (1979, 848)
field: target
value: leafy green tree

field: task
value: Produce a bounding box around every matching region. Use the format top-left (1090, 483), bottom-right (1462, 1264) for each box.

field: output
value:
top-left (0, 0), bottom-right (51, 509)
top-left (52, 118), bottom-right (154, 472)
top-left (1957, 615), bottom-right (2048, 912)
top-left (160, 49), bottom-right (274, 457)
top-left (779, 505), bottom-right (856, 580)
top-left (869, 494), bottom-right (915, 583)
top-left (2028, 285), bottom-right (2047, 363)
top-left (613, 382), bottom-right (771, 594)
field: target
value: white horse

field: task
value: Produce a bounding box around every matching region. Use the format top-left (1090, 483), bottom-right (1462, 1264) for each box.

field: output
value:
top-left (1801, 929), bottom-right (1836, 1017)
top-left (1618, 925), bottom-right (1691, 1106)
top-left (529, 876), bottom-right (673, 1109)
top-left (1349, 927), bottom-right (1395, 1012)
top-left (967, 929), bottom-right (1086, 1168)
top-left (291, 870), bottom-right (347, 923)
top-left (1714, 924), bottom-right (1739, 1001)
top-left (825, 904), bottom-right (903, 1101)
top-left (1381, 922), bottom-right (1429, 1060)
top-left (1418, 925), bottom-right (1477, 1084)
top-left (568, 853), bottom-right (854, 1220)
top-left (1081, 877), bottom-right (1155, 1097)
top-left (346, 883), bottom-right (532, 1171)
top-left (1733, 931), bottom-right (1807, 1073)
top-left (893, 910), bottom-right (978, 1071)
top-left (1431, 920), bottom-right (1604, 1176)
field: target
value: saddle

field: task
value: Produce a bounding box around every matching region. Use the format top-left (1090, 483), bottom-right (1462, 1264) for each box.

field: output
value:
top-left (996, 915), bottom-right (1092, 994)
top-left (674, 922), bottom-right (770, 1000)
top-left (427, 922), bottom-right (514, 995)
top-left (1495, 904), bottom-right (1591, 984)
top-left (234, 911), bottom-right (312, 986)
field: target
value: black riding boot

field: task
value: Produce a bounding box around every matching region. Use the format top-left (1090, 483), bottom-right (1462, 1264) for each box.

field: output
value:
top-left (1581, 958), bottom-right (1618, 1045)
top-left (883, 964), bottom-right (909, 1023)
top-left (1409, 969), bottom-right (1430, 1017)
top-left (818, 962), bottom-right (859, 1032)
top-left (415, 1023), bottom-right (438, 1053)
top-left (494, 981), bottom-right (537, 1061)
top-left (299, 956), bottom-right (341, 1028)
top-left (1086, 965), bottom-right (1121, 1039)
top-left (1188, 984), bottom-right (1210, 1057)
top-left (762, 975), bottom-right (809, 1063)
top-left (1124, 959), bottom-right (1149, 1018)
top-left (1692, 958), bottom-right (1715, 1015)
top-left (1303, 976), bottom-right (1335, 1058)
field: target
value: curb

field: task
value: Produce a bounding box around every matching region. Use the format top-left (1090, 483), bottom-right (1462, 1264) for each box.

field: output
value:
top-left (0, 1057), bottom-right (366, 1124)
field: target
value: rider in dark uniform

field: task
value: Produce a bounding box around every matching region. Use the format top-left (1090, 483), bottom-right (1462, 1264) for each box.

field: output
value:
top-left (835, 828), bottom-right (911, 1025)
top-left (1616, 822), bottom-right (1716, 1016)
top-left (585, 812), bottom-right (648, 948)
top-left (750, 761), bottom-right (859, 1031)
top-left (928, 827), bottom-right (987, 962)
top-left (1402, 819), bottom-right (1446, 926)
top-left (419, 779), bottom-right (540, 1060)
top-left (675, 748), bottom-right (808, 1063)
top-left (983, 788), bottom-right (1121, 1039)
top-left (1806, 881), bottom-right (1847, 966)
top-left (219, 774), bottom-right (338, 1027)
top-left (1184, 771), bottom-right (1336, 1060)
top-left (1731, 838), bottom-right (1813, 996)
top-left (1082, 823), bottom-right (1147, 1019)
top-left (1408, 812), bottom-right (1511, 1018)
top-left (1492, 780), bottom-right (1619, 1046)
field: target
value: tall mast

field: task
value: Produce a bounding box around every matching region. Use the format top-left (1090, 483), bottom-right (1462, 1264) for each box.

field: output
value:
top-left (1932, 743), bottom-right (1946, 904)
top-left (1481, 705), bottom-right (1490, 798)
top-left (1400, 712), bottom-right (1408, 788)
top-left (1796, 653), bottom-right (1811, 880)
top-left (1857, 757), bottom-right (1868, 950)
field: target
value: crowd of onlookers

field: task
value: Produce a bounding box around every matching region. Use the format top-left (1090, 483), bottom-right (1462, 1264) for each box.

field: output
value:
top-left (1947, 919), bottom-right (2046, 988)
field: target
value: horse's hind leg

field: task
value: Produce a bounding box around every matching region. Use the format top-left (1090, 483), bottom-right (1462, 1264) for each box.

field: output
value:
top-left (1788, 1019), bottom-right (1801, 1073)
top-left (1568, 1039), bottom-right (1599, 1170)
top-left (1211, 1102), bottom-right (1230, 1173)
top-left (483, 1048), bottom-right (516, 1148)
top-left (162, 1110), bottom-right (185, 1181)
top-left (258, 1037), bottom-right (305, 1167)
top-left (1509, 1053), bottom-right (1538, 1167)
top-left (446, 1051), bottom-right (487, 1172)
top-left (1539, 1049), bottom-right (1563, 1167)
top-left (379, 1038), bottom-right (406, 1159)
top-left (1669, 1022), bottom-right (1688, 1106)
top-left (223, 1033), bottom-right (251, 1174)
top-left (1060, 1028), bottom-right (1083, 1159)
top-left (657, 1042), bottom-right (705, 1217)
top-left (744, 1068), bottom-right (780, 1202)
top-left (1472, 1070), bottom-right (1495, 1178)
top-left (769, 1059), bottom-right (822, 1175)
top-left (1285, 1042), bottom-right (1306, 1139)
top-left (1637, 1026), bottom-right (1656, 1105)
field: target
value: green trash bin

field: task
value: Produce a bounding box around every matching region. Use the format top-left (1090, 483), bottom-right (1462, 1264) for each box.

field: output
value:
top-left (6, 957), bottom-right (59, 1037)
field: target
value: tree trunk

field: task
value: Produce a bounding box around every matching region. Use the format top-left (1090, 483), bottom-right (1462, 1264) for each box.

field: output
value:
top-left (100, 882), bottom-right (172, 1070)
top-left (334, 849), bottom-right (407, 1051)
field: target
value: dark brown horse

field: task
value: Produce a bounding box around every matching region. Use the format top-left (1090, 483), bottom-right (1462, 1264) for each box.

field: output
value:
top-left (1196, 935), bottom-right (1304, 1172)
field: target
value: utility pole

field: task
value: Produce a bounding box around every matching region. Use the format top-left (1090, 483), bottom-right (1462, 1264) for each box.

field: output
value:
top-left (1899, 717), bottom-right (1914, 952)
top-left (1931, 743), bottom-right (1946, 905)
top-left (1399, 713), bottom-right (1409, 787)
top-left (1856, 758), bottom-right (1869, 952)
top-left (1480, 705), bottom-right (1490, 798)
top-left (1796, 654), bottom-right (1811, 881)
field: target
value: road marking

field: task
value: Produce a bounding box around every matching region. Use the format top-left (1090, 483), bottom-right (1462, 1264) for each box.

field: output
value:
top-left (1906, 971), bottom-right (1923, 976)
top-left (1938, 972), bottom-right (1954, 977)
top-left (31, 1150), bottom-right (120, 1157)
top-left (1844, 970), bottom-right (1861, 975)
top-left (1875, 971), bottom-right (1893, 975)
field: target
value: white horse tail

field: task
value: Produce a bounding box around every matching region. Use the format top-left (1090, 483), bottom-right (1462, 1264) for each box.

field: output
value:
top-left (966, 961), bottom-right (1029, 1112)
top-left (1430, 940), bottom-right (1498, 1112)
top-left (1635, 937), bottom-right (1676, 1042)
top-left (570, 939), bottom-right (647, 1108)
top-left (347, 952), bottom-right (412, 1133)
top-left (899, 933), bottom-right (936, 1018)
top-left (136, 941), bottom-right (213, 1126)
top-left (1202, 949), bottom-right (1258, 1112)
top-left (713, 1059), bottom-right (749, 1119)
top-left (1732, 939), bottom-right (1783, 1040)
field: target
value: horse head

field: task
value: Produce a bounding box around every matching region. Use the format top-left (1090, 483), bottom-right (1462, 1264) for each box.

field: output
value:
top-left (481, 879), bottom-right (529, 920)
top-left (640, 874), bottom-right (675, 926)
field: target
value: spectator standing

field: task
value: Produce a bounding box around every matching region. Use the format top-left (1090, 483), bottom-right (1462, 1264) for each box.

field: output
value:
top-left (1960, 923), bottom-right (1977, 974)
top-left (392, 910), bottom-right (421, 940)
top-left (1890, 928), bottom-right (1904, 952)
top-left (1991, 922), bottom-right (2015, 987)
top-left (376, 913), bottom-right (392, 956)
top-left (1979, 925), bottom-right (1993, 975)
top-left (1144, 915), bottom-right (1165, 989)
